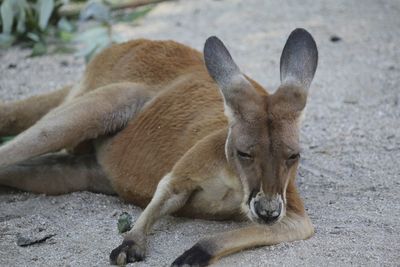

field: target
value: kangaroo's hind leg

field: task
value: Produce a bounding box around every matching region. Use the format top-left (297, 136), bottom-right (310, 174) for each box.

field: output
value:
top-left (0, 85), bottom-right (71, 136)
top-left (0, 82), bottom-right (153, 168)
top-left (0, 152), bottom-right (114, 195)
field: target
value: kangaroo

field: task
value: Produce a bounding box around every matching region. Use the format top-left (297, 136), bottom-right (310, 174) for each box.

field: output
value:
top-left (0, 28), bottom-right (318, 266)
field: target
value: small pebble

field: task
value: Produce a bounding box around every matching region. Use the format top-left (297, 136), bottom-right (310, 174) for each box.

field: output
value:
top-left (330, 35), bottom-right (342, 42)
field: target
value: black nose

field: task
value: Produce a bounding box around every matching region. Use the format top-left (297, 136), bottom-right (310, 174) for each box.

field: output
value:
top-left (254, 200), bottom-right (281, 224)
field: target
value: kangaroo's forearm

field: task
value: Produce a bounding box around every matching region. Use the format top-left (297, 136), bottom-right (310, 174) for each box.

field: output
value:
top-left (172, 212), bottom-right (314, 266)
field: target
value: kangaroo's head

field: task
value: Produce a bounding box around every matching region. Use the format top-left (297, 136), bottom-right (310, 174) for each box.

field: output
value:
top-left (204, 29), bottom-right (318, 225)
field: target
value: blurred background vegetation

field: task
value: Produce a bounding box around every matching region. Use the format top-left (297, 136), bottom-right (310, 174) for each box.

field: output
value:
top-left (0, 0), bottom-right (164, 62)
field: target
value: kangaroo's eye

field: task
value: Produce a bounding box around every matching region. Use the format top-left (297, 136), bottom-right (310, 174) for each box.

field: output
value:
top-left (237, 150), bottom-right (253, 159)
top-left (288, 153), bottom-right (300, 161)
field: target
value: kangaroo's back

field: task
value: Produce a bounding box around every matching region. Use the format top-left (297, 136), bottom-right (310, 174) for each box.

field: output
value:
top-left (83, 39), bottom-right (205, 93)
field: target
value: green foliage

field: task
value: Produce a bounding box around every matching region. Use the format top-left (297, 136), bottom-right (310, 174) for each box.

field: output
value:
top-left (75, 0), bottom-right (116, 62)
top-left (0, 0), bottom-right (74, 56)
top-left (38, 0), bottom-right (54, 30)
top-left (0, 0), bottom-right (154, 60)
top-left (75, 1), bottom-right (153, 62)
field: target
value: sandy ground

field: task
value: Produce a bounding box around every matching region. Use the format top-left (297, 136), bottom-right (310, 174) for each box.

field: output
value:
top-left (1, 0), bottom-right (399, 266)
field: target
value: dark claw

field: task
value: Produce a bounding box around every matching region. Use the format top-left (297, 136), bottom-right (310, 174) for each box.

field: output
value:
top-left (171, 244), bottom-right (212, 267)
top-left (110, 240), bottom-right (145, 265)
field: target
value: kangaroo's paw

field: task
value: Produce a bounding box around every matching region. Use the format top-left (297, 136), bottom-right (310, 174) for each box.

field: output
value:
top-left (171, 244), bottom-right (212, 267)
top-left (109, 239), bottom-right (146, 265)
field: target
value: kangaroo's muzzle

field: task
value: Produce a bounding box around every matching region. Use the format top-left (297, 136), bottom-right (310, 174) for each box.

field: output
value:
top-left (249, 193), bottom-right (284, 225)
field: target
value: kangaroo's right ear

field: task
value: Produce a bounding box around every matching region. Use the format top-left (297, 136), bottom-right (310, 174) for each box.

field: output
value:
top-left (204, 36), bottom-right (243, 89)
top-left (280, 28), bottom-right (318, 90)
top-left (204, 36), bottom-right (262, 122)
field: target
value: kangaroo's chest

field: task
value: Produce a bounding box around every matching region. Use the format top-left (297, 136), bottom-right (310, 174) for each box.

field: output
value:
top-left (178, 170), bottom-right (244, 220)
top-left (96, 77), bottom-right (226, 206)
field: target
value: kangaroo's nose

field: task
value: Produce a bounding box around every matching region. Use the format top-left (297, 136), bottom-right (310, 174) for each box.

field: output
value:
top-left (253, 196), bottom-right (282, 224)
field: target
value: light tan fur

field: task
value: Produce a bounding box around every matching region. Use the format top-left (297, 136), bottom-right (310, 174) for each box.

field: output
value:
top-left (0, 29), bottom-right (318, 266)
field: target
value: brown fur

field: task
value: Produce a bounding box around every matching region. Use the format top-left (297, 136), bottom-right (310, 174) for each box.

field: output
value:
top-left (0, 85), bottom-right (70, 136)
top-left (0, 29), bottom-right (318, 266)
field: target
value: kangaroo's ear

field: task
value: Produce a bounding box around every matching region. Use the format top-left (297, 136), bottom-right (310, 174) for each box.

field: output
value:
top-left (204, 36), bottom-right (242, 88)
top-left (280, 28), bottom-right (318, 90)
top-left (204, 36), bottom-right (262, 122)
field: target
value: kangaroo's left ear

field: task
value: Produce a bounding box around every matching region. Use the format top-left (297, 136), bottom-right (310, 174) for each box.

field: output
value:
top-left (280, 28), bottom-right (318, 91)
top-left (271, 28), bottom-right (318, 113)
